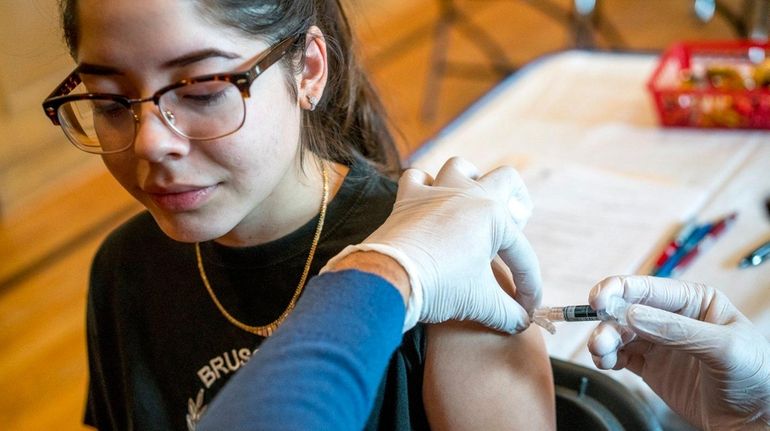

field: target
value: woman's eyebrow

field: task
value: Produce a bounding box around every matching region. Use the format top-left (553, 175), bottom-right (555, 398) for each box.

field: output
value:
top-left (76, 49), bottom-right (242, 76)
top-left (78, 63), bottom-right (123, 76)
top-left (160, 49), bottom-right (242, 69)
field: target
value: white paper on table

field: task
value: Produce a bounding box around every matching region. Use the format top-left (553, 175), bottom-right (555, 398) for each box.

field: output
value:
top-left (518, 162), bottom-right (709, 358)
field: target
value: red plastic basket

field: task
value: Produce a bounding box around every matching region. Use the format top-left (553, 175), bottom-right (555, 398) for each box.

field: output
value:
top-left (647, 40), bottom-right (770, 129)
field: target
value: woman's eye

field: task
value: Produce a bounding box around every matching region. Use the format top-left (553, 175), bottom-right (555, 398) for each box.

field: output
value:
top-left (93, 102), bottom-right (125, 118)
top-left (182, 90), bottom-right (228, 105)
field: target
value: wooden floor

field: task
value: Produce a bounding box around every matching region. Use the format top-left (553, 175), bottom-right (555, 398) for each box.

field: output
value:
top-left (0, 1), bottom-right (740, 429)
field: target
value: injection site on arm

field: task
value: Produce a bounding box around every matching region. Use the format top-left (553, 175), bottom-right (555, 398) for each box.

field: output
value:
top-left (533, 297), bottom-right (629, 334)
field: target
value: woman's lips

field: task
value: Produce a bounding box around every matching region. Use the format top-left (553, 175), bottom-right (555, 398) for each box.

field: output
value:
top-left (148, 185), bottom-right (217, 212)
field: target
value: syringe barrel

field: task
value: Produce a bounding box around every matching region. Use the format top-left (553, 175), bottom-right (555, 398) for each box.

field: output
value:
top-left (564, 305), bottom-right (610, 321)
top-left (547, 305), bottom-right (610, 322)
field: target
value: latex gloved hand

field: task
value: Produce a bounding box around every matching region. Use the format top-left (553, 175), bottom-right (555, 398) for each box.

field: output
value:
top-left (323, 157), bottom-right (542, 334)
top-left (588, 275), bottom-right (770, 430)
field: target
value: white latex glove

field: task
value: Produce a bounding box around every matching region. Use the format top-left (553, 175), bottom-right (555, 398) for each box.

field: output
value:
top-left (322, 157), bottom-right (542, 334)
top-left (588, 275), bottom-right (770, 431)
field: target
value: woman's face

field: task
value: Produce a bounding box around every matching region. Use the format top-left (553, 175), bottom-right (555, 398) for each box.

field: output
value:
top-left (76, 0), bottom-right (310, 244)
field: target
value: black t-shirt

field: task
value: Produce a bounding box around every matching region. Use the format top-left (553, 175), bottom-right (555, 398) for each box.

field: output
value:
top-left (85, 159), bottom-right (429, 430)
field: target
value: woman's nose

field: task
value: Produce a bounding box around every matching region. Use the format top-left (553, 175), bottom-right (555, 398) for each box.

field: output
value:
top-left (132, 105), bottom-right (191, 163)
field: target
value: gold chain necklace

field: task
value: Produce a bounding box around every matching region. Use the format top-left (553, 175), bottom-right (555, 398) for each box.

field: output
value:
top-left (195, 164), bottom-right (329, 337)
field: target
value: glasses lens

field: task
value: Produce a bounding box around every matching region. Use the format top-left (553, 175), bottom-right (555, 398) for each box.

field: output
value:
top-left (58, 98), bottom-right (134, 154)
top-left (159, 80), bottom-right (245, 140)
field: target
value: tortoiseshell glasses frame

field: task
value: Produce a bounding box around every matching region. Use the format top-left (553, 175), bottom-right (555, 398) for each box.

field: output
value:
top-left (41, 34), bottom-right (301, 154)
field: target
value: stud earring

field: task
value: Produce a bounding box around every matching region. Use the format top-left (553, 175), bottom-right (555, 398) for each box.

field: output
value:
top-left (307, 95), bottom-right (318, 111)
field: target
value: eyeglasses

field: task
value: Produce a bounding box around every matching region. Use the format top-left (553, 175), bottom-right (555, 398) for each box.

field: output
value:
top-left (42, 35), bottom-right (301, 154)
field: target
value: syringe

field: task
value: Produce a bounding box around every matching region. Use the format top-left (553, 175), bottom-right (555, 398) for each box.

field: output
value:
top-left (533, 297), bottom-right (628, 334)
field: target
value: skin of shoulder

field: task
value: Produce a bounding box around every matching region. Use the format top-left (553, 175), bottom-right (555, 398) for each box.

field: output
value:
top-left (422, 258), bottom-right (556, 430)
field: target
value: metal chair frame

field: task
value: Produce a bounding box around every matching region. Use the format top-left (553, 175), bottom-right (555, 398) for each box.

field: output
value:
top-left (421, 0), bottom-right (770, 121)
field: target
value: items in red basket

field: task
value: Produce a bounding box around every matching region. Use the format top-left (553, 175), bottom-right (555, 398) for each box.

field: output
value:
top-left (648, 40), bottom-right (770, 129)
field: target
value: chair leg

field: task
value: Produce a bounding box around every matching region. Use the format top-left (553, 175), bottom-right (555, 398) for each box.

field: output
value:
top-left (745, 0), bottom-right (769, 40)
top-left (573, 0), bottom-right (596, 49)
top-left (453, 9), bottom-right (517, 76)
top-left (422, 0), bottom-right (516, 121)
top-left (422, 0), bottom-right (456, 121)
top-left (421, 0), bottom-right (633, 122)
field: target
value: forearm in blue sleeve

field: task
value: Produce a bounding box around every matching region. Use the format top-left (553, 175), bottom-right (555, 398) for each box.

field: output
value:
top-left (197, 269), bottom-right (406, 431)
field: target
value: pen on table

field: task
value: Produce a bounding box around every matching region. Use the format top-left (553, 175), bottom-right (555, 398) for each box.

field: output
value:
top-left (741, 196), bottom-right (770, 268)
top-left (669, 213), bottom-right (738, 276)
top-left (739, 239), bottom-right (770, 268)
top-left (650, 217), bottom-right (698, 274)
top-left (653, 223), bottom-right (712, 277)
top-left (653, 212), bottom-right (737, 277)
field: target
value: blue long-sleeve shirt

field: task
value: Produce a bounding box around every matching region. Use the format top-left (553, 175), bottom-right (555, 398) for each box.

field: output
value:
top-left (197, 270), bottom-right (406, 431)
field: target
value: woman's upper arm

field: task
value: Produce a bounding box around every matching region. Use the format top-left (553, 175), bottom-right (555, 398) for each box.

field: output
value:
top-left (423, 321), bottom-right (556, 430)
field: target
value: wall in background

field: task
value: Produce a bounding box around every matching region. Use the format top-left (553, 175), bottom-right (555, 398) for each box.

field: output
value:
top-left (0, 0), bottom-right (98, 220)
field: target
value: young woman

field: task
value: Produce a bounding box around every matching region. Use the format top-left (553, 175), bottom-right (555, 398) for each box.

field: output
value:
top-left (43, 0), bottom-right (555, 429)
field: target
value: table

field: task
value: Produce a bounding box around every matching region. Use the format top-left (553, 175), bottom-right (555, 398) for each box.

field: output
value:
top-left (409, 50), bottom-right (770, 421)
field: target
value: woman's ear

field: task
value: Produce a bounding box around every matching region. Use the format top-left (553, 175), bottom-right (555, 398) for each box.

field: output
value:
top-left (299, 26), bottom-right (328, 111)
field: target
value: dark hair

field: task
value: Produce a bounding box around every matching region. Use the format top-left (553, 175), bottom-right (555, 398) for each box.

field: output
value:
top-left (59, 0), bottom-right (401, 177)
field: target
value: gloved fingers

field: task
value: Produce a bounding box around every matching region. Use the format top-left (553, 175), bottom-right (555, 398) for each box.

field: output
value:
top-left (626, 303), bottom-right (728, 351)
top-left (497, 226), bottom-right (542, 314)
top-left (591, 339), bottom-right (650, 373)
top-left (615, 340), bottom-right (664, 375)
top-left (589, 275), bottom-right (714, 320)
top-left (591, 350), bottom-right (619, 370)
top-left (588, 320), bottom-right (637, 356)
top-left (491, 255), bottom-right (516, 297)
top-left (488, 256), bottom-right (534, 333)
top-left (474, 270), bottom-right (531, 334)
top-left (588, 320), bottom-right (637, 369)
top-left (432, 157), bottom-right (480, 188)
top-left (488, 288), bottom-right (531, 334)
top-left (476, 165), bottom-right (533, 227)
top-left (589, 275), bottom-right (656, 310)
top-left (589, 322), bottom-right (621, 369)
top-left (591, 349), bottom-right (631, 370)
top-left (396, 168), bottom-right (434, 199)
top-left (621, 351), bottom-right (646, 375)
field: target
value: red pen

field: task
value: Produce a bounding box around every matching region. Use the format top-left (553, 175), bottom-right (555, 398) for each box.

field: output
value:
top-left (671, 212), bottom-right (738, 276)
top-left (650, 218), bottom-right (698, 273)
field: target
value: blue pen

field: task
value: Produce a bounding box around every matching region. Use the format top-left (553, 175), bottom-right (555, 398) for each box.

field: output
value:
top-left (739, 239), bottom-right (770, 268)
top-left (653, 222), bottom-right (714, 277)
top-left (650, 217), bottom-right (698, 274)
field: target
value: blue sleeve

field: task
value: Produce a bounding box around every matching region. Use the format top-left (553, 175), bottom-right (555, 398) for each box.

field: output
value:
top-left (197, 269), bottom-right (406, 431)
